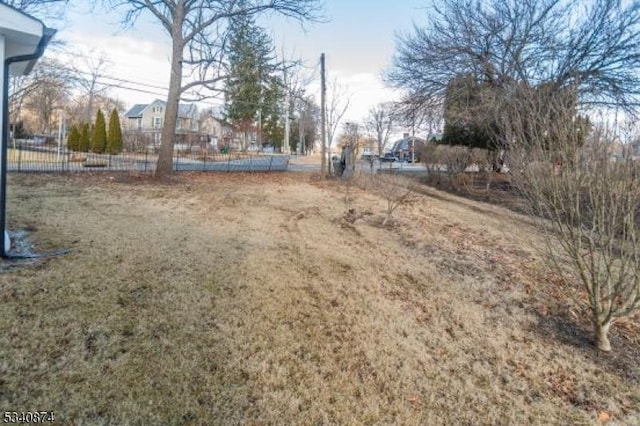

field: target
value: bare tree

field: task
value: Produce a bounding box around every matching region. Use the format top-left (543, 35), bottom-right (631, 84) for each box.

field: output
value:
top-left (66, 94), bottom-right (125, 127)
top-left (293, 93), bottom-right (319, 155)
top-left (72, 53), bottom-right (113, 123)
top-left (281, 60), bottom-right (316, 153)
top-left (507, 89), bottom-right (640, 352)
top-left (388, 0), bottom-right (640, 139)
top-left (9, 74), bottom-right (37, 136)
top-left (393, 98), bottom-right (442, 142)
top-left (366, 102), bottom-right (394, 157)
top-left (4, 0), bottom-right (69, 21)
top-left (108, 0), bottom-right (322, 178)
top-left (325, 77), bottom-right (350, 174)
top-left (7, 0), bottom-right (69, 136)
top-left (21, 59), bottom-right (73, 134)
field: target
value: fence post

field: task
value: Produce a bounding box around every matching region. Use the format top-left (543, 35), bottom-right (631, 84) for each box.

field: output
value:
top-left (268, 155), bottom-right (273, 171)
top-left (17, 146), bottom-right (21, 172)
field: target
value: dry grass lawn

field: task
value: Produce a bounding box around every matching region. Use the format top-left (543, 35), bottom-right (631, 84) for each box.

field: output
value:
top-left (7, 149), bottom-right (64, 164)
top-left (0, 172), bottom-right (638, 425)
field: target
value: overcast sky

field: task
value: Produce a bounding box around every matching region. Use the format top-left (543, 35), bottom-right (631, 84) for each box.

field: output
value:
top-left (49, 0), bottom-right (427, 124)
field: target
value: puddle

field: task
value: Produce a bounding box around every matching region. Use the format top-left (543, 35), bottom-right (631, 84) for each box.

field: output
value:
top-left (1, 229), bottom-right (70, 271)
top-left (8, 230), bottom-right (36, 257)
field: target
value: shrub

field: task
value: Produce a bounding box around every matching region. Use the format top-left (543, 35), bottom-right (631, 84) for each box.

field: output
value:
top-left (107, 109), bottom-right (123, 155)
top-left (92, 109), bottom-right (107, 153)
top-left (67, 125), bottom-right (80, 151)
top-left (507, 92), bottom-right (640, 352)
top-left (79, 123), bottom-right (91, 152)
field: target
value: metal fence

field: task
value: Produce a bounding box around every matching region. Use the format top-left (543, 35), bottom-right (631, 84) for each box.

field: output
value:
top-left (6, 143), bottom-right (290, 173)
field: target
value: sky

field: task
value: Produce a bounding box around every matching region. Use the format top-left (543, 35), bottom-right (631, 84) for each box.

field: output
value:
top-left (47, 0), bottom-right (428, 126)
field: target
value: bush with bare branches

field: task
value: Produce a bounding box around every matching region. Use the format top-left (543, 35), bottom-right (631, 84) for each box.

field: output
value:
top-left (420, 142), bottom-right (440, 179)
top-left (437, 145), bottom-right (471, 190)
top-left (470, 148), bottom-right (494, 196)
top-left (507, 96), bottom-right (640, 352)
top-left (371, 171), bottom-right (415, 226)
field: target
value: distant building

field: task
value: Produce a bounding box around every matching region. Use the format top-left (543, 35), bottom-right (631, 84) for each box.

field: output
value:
top-left (198, 110), bottom-right (241, 151)
top-left (391, 133), bottom-right (426, 162)
top-left (124, 99), bottom-right (201, 147)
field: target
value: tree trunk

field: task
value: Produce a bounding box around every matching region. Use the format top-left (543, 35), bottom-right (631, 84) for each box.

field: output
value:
top-left (595, 320), bottom-right (612, 352)
top-left (155, 11), bottom-right (185, 179)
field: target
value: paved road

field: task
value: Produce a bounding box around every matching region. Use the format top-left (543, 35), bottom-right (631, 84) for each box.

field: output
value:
top-left (288, 157), bottom-right (426, 173)
top-left (174, 155), bottom-right (289, 172)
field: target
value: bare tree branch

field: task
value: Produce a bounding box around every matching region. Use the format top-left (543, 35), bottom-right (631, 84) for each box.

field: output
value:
top-left (506, 88), bottom-right (640, 352)
top-left (388, 0), bottom-right (640, 120)
top-left (107, 0), bottom-right (323, 178)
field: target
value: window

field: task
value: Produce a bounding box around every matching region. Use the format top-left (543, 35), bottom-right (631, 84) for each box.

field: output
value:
top-left (153, 117), bottom-right (162, 128)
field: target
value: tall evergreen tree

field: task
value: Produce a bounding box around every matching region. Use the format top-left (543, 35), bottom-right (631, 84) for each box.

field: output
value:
top-left (67, 125), bottom-right (80, 151)
top-left (441, 74), bottom-right (499, 150)
top-left (107, 108), bottom-right (123, 154)
top-left (224, 8), bottom-right (278, 147)
top-left (92, 109), bottom-right (107, 153)
top-left (79, 123), bottom-right (91, 152)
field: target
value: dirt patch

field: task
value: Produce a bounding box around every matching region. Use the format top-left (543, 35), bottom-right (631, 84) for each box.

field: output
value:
top-left (0, 172), bottom-right (638, 425)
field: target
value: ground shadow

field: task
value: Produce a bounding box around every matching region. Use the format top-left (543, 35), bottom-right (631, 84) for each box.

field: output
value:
top-left (531, 309), bottom-right (640, 385)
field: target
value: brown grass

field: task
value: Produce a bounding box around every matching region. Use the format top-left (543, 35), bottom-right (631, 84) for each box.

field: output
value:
top-left (0, 172), bottom-right (638, 425)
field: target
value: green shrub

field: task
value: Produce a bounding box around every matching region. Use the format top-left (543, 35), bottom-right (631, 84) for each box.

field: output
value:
top-left (67, 125), bottom-right (80, 151)
top-left (79, 123), bottom-right (91, 152)
top-left (107, 109), bottom-right (123, 154)
top-left (92, 109), bottom-right (107, 154)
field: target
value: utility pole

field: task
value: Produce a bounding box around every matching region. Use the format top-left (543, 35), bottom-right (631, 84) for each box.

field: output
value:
top-left (320, 53), bottom-right (327, 178)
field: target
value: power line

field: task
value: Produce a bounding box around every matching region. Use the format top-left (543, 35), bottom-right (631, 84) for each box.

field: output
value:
top-left (27, 61), bottom-right (320, 112)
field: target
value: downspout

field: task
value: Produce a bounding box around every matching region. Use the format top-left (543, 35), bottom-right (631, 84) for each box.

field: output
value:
top-left (1, 28), bottom-right (55, 257)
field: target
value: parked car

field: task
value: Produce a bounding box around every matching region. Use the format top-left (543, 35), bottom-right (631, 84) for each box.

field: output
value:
top-left (380, 152), bottom-right (399, 162)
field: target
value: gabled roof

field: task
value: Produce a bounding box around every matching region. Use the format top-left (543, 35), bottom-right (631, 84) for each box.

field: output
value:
top-left (178, 103), bottom-right (197, 118)
top-left (392, 135), bottom-right (426, 151)
top-left (125, 104), bottom-right (147, 118)
top-left (125, 100), bottom-right (198, 119)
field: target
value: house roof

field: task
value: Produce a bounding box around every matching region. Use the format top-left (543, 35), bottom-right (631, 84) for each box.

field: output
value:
top-left (125, 104), bottom-right (147, 118)
top-left (0, 2), bottom-right (56, 76)
top-left (178, 103), bottom-right (197, 118)
top-left (125, 101), bottom-right (198, 119)
top-left (392, 135), bottom-right (426, 152)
